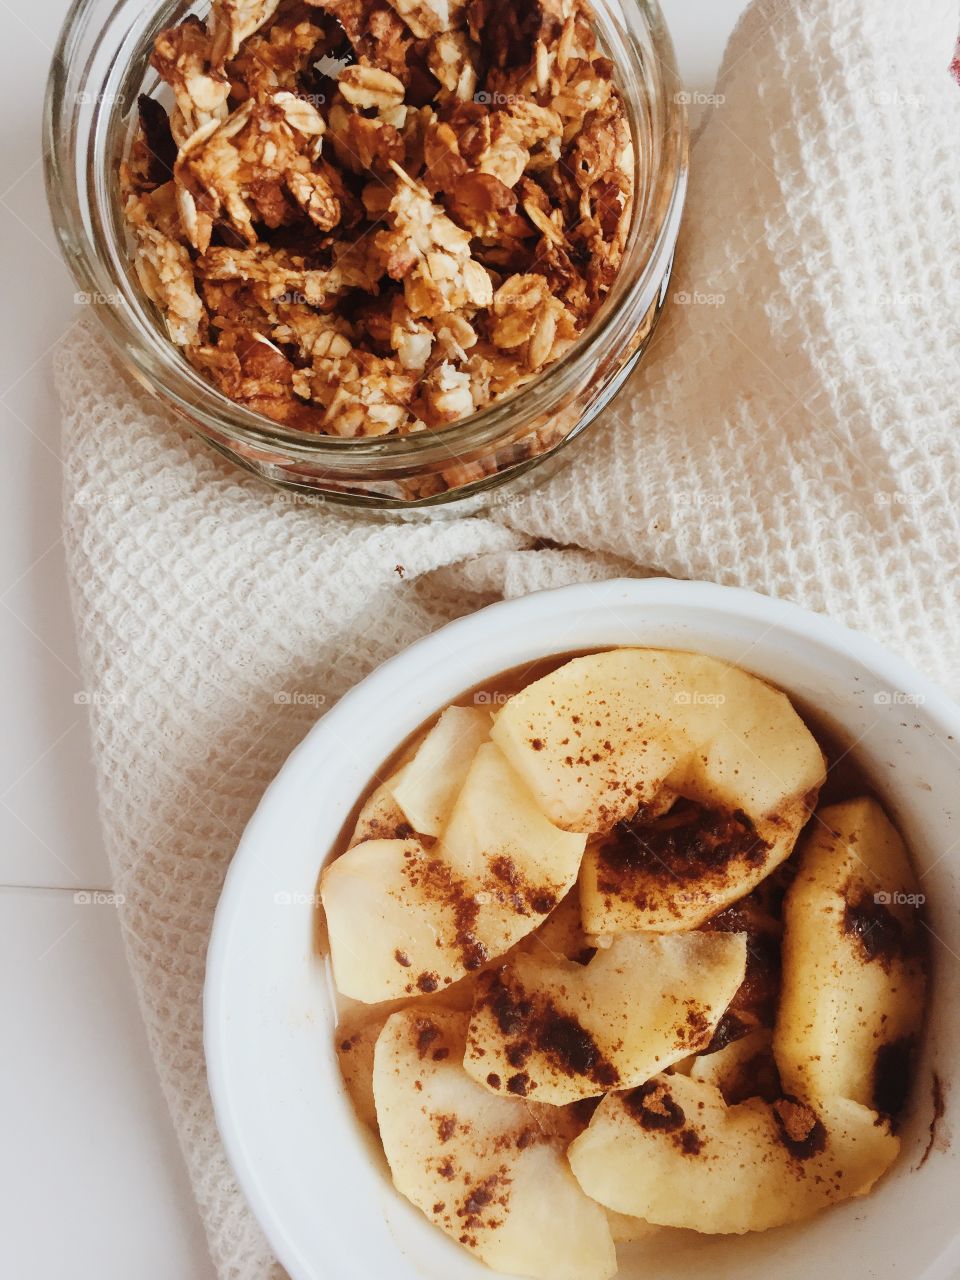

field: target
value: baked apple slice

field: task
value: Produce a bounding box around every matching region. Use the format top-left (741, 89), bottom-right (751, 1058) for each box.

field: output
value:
top-left (374, 1008), bottom-right (616, 1280)
top-left (336, 976), bottom-right (481, 1131)
top-left (464, 932), bottom-right (747, 1104)
top-left (346, 705), bottom-right (491, 847)
top-left (491, 649), bottom-right (824, 931)
top-left (337, 1004), bottom-right (392, 1131)
top-left (605, 1211), bottom-right (661, 1244)
top-left (347, 783), bottom-right (411, 848)
top-left (774, 797), bottom-right (926, 1114)
top-left (689, 1028), bottom-right (781, 1104)
top-left (568, 1073), bottom-right (899, 1234)
top-left (492, 649), bottom-right (824, 832)
top-left (388, 705), bottom-right (492, 837)
top-left (321, 743), bottom-right (586, 1002)
top-left (518, 887), bottom-right (593, 963)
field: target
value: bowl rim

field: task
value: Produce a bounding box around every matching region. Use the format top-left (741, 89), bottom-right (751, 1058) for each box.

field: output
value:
top-left (205, 578), bottom-right (960, 1280)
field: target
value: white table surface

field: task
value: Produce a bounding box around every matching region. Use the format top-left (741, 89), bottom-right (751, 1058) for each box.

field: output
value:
top-left (0, 2), bottom-right (749, 1275)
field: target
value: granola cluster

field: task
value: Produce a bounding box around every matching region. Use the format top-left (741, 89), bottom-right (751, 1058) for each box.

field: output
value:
top-left (122, 0), bottom-right (633, 437)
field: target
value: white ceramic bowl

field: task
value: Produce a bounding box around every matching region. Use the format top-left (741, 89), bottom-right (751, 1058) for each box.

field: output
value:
top-left (205, 579), bottom-right (960, 1280)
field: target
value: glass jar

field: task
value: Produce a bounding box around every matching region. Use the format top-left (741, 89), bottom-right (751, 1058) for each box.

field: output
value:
top-left (45, 0), bottom-right (687, 511)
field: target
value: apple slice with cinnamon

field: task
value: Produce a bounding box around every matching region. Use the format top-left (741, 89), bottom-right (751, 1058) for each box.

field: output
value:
top-left (490, 649), bottom-right (824, 930)
top-left (464, 931), bottom-right (747, 1105)
top-left (568, 1072), bottom-right (899, 1234)
top-left (374, 1008), bottom-right (617, 1280)
top-left (321, 743), bottom-right (586, 1002)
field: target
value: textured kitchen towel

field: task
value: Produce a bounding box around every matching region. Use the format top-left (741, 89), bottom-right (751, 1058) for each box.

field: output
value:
top-left (57, 0), bottom-right (960, 1276)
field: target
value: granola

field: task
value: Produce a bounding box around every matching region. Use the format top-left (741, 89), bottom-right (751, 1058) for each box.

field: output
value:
top-left (122, 0), bottom-right (633, 438)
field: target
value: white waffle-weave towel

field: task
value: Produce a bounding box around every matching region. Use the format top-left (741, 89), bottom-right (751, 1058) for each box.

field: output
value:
top-left (56, 0), bottom-right (960, 1275)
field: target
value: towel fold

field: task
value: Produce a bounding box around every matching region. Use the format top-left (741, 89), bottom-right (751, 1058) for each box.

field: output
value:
top-left (56, 0), bottom-right (960, 1274)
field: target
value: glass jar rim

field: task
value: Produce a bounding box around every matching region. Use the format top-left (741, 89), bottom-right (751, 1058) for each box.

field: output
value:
top-left (44, 0), bottom-right (688, 464)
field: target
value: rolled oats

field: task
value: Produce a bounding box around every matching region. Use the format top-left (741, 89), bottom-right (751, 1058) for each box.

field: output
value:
top-left (337, 64), bottom-right (406, 110)
top-left (122, 0), bottom-right (633, 438)
top-left (427, 31), bottom-right (478, 102)
top-left (209, 0), bottom-right (283, 64)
